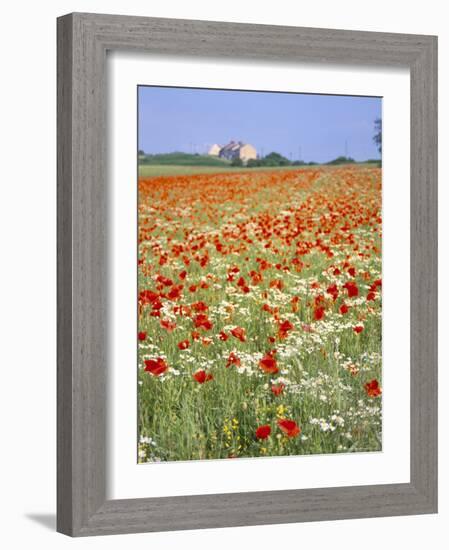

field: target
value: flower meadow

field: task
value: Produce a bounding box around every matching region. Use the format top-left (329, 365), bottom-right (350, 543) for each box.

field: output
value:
top-left (137, 166), bottom-right (382, 463)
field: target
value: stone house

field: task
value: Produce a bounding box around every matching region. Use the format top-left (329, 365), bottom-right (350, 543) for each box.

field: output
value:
top-left (208, 141), bottom-right (257, 163)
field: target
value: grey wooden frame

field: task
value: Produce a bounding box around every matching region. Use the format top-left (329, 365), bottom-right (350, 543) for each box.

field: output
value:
top-left (57, 12), bottom-right (438, 537)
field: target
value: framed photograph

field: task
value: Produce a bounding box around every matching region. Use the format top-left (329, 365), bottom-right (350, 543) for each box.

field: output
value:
top-left (57, 12), bottom-right (437, 536)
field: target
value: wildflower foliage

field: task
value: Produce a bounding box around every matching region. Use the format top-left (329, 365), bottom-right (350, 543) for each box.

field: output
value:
top-left (138, 166), bottom-right (382, 462)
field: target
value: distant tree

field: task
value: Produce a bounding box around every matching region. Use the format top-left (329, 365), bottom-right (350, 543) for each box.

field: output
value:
top-left (373, 118), bottom-right (382, 154)
top-left (138, 149), bottom-right (145, 156)
top-left (247, 158), bottom-right (262, 168)
top-left (326, 156), bottom-right (355, 165)
top-left (231, 156), bottom-right (243, 167)
top-left (262, 152), bottom-right (291, 166)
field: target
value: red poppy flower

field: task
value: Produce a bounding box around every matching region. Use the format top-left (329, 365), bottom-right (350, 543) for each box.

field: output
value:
top-left (167, 285), bottom-right (183, 300)
top-left (255, 425), bottom-right (271, 439)
top-left (278, 319), bottom-right (294, 339)
top-left (369, 278), bottom-right (382, 292)
top-left (277, 419), bottom-right (301, 437)
top-left (366, 291), bottom-right (376, 301)
top-left (291, 295), bottom-right (300, 312)
top-left (259, 353), bottom-right (279, 374)
top-left (250, 271), bottom-right (263, 284)
top-left (156, 274), bottom-right (173, 286)
top-left (138, 331), bottom-right (147, 341)
top-left (177, 339), bottom-right (190, 350)
top-left (139, 289), bottom-right (159, 305)
top-left (237, 276), bottom-right (246, 287)
top-left (179, 270), bottom-right (187, 280)
top-left (144, 357), bottom-right (168, 376)
top-left (339, 303), bottom-right (349, 314)
top-left (151, 298), bottom-right (163, 310)
top-left (326, 283), bottom-right (339, 301)
top-left (160, 318), bottom-right (176, 332)
top-left (353, 325), bottom-right (364, 334)
top-left (343, 281), bottom-right (359, 297)
top-left (218, 331), bottom-right (229, 341)
top-left (226, 352), bottom-right (241, 368)
top-left (191, 331), bottom-right (200, 341)
top-left (269, 279), bottom-right (284, 291)
top-left (348, 267), bottom-right (356, 277)
top-left (230, 326), bottom-right (246, 342)
top-left (314, 306), bottom-right (325, 321)
top-left (193, 313), bottom-right (213, 331)
top-left (193, 369), bottom-right (213, 384)
top-left (192, 301), bottom-right (208, 312)
top-left (271, 382), bottom-right (285, 396)
top-left (364, 379), bottom-right (382, 397)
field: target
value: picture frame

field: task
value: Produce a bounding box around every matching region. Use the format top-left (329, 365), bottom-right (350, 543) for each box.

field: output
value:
top-left (57, 12), bottom-right (438, 536)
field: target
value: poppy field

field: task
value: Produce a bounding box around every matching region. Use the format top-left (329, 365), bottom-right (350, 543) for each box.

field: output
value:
top-left (137, 165), bottom-right (382, 462)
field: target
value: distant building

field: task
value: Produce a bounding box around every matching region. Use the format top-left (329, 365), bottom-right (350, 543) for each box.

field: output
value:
top-left (208, 144), bottom-right (221, 156)
top-left (237, 143), bottom-right (257, 163)
top-left (207, 141), bottom-right (257, 163)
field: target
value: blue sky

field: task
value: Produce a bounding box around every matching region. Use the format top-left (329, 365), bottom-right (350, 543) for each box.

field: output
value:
top-left (138, 86), bottom-right (381, 163)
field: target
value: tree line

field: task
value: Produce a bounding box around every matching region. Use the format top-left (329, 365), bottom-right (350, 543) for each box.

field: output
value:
top-left (233, 119), bottom-right (382, 168)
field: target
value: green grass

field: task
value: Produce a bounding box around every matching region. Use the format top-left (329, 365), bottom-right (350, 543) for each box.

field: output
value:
top-left (139, 164), bottom-right (236, 177)
top-left (138, 162), bottom-right (380, 178)
top-left (139, 163), bottom-right (324, 178)
top-left (139, 151), bottom-right (231, 166)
